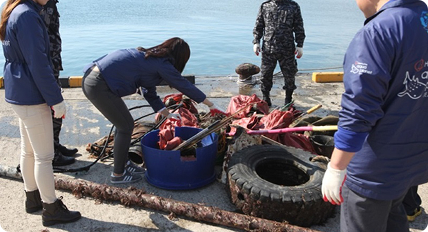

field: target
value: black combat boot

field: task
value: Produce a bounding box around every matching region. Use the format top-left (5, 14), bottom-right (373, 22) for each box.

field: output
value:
top-left (25, 190), bottom-right (43, 213)
top-left (262, 91), bottom-right (272, 107)
top-left (57, 144), bottom-right (78, 157)
top-left (42, 197), bottom-right (81, 226)
top-left (52, 151), bottom-right (75, 166)
top-left (285, 89), bottom-right (294, 105)
top-left (53, 115), bottom-right (78, 157)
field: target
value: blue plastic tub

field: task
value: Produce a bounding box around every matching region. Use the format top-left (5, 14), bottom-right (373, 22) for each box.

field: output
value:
top-left (141, 126), bottom-right (218, 190)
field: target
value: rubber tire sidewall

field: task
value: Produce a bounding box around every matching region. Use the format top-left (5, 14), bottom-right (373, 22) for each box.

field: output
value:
top-left (227, 144), bottom-right (335, 227)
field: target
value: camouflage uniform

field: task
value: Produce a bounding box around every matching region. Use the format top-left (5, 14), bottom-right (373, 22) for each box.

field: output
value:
top-left (40, 0), bottom-right (63, 82)
top-left (253, 0), bottom-right (305, 99)
top-left (40, 0), bottom-right (75, 161)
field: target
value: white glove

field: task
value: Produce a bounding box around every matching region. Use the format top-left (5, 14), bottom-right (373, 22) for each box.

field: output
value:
top-left (167, 113), bottom-right (182, 121)
top-left (253, 43), bottom-right (260, 56)
top-left (321, 162), bottom-right (347, 205)
top-left (52, 101), bottom-right (66, 119)
top-left (295, 47), bottom-right (303, 59)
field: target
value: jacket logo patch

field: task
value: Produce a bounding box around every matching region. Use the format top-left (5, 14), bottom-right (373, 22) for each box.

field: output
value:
top-left (2, 40), bottom-right (10, 46)
top-left (350, 61), bottom-right (372, 75)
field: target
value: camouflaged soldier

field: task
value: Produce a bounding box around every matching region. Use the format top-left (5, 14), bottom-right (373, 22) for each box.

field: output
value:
top-left (41, 0), bottom-right (78, 166)
top-left (41, 0), bottom-right (62, 81)
top-left (253, 0), bottom-right (305, 106)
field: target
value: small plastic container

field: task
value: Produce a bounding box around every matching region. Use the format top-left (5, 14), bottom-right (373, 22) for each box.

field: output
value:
top-left (141, 126), bottom-right (218, 190)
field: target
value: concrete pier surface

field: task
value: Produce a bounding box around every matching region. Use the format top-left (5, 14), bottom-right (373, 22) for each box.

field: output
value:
top-left (0, 73), bottom-right (427, 232)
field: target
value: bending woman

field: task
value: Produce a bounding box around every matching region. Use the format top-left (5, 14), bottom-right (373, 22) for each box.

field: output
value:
top-left (82, 37), bottom-right (225, 184)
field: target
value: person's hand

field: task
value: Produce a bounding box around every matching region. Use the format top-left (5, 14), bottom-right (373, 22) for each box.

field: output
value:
top-left (253, 43), bottom-right (260, 56)
top-left (52, 101), bottom-right (66, 119)
top-left (321, 162), bottom-right (347, 205)
top-left (295, 47), bottom-right (303, 59)
top-left (209, 104), bottom-right (228, 116)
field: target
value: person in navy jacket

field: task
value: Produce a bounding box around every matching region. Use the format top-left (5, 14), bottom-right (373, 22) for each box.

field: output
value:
top-left (82, 37), bottom-right (226, 184)
top-left (321, 0), bottom-right (428, 231)
top-left (0, 0), bottom-right (80, 226)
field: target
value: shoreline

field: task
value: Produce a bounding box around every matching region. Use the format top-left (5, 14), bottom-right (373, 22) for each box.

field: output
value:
top-left (0, 71), bottom-right (344, 89)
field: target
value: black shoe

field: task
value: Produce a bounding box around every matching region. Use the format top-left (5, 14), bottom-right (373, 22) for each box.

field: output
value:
top-left (52, 151), bottom-right (75, 166)
top-left (25, 190), bottom-right (43, 213)
top-left (57, 144), bottom-right (78, 157)
top-left (42, 197), bottom-right (81, 226)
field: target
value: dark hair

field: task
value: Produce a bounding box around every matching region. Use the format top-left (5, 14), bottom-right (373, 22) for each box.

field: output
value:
top-left (0, 0), bottom-right (26, 41)
top-left (137, 37), bottom-right (190, 73)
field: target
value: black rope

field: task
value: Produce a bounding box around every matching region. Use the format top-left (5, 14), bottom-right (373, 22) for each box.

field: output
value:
top-left (53, 125), bottom-right (115, 173)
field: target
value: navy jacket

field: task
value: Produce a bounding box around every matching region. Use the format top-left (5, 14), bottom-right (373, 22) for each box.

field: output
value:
top-left (335, 0), bottom-right (428, 200)
top-left (88, 48), bottom-right (206, 112)
top-left (2, 1), bottom-right (63, 106)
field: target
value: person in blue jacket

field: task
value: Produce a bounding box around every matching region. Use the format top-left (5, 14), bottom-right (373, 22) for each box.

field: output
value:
top-left (82, 37), bottom-right (226, 184)
top-left (321, 0), bottom-right (428, 231)
top-left (0, 0), bottom-right (80, 226)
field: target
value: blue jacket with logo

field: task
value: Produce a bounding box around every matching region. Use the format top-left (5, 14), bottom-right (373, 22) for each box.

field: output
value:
top-left (2, 1), bottom-right (63, 106)
top-left (334, 0), bottom-right (428, 200)
top-left (88, 48), bottom-right (206, 112)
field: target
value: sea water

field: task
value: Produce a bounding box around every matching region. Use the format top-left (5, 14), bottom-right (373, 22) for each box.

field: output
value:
top-left (0, 0), bottom-right (365, 77)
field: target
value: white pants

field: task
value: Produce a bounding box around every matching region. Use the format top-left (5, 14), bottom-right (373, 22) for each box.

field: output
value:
top-left (10, 103), bottom-right (56, 204)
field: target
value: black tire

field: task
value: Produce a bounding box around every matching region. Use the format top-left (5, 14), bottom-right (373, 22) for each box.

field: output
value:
top-left (227, 144), bottom-right (335, 227)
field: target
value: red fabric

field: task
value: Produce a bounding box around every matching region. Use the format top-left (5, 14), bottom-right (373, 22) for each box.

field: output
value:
top-left (157, 94), bottom-right (313, 153)
top-left (157, 107), bottom-right (198, 130)
top-left (210, 108), bottom-right (228, 116)
top-left (258, 109), bottom-right (294, 130)
top-left (261, 132), bottom-right (316, 154)
top-left (158, 124), bottom-right (175, 150)
top-left (258, 109), bottom-right (315, 153)
top-left (230, 109), bottom-right (295, 133)
top-left (178, 107), bottom-right (199, 127)
top-left (229, 114), bottom-right (260, 135)
top-left (226, 94), bottom-right (270, 119)
top-left (279, 133), bottom-right (317, 154)
top-left (229, 107), bottom-right (316, 153)
top-left (157, 107), bottom-right (199, 150)
top-left (164, 136), bottom-right (183, 150)
top-left (168, 117), bottom-right (182, 127)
